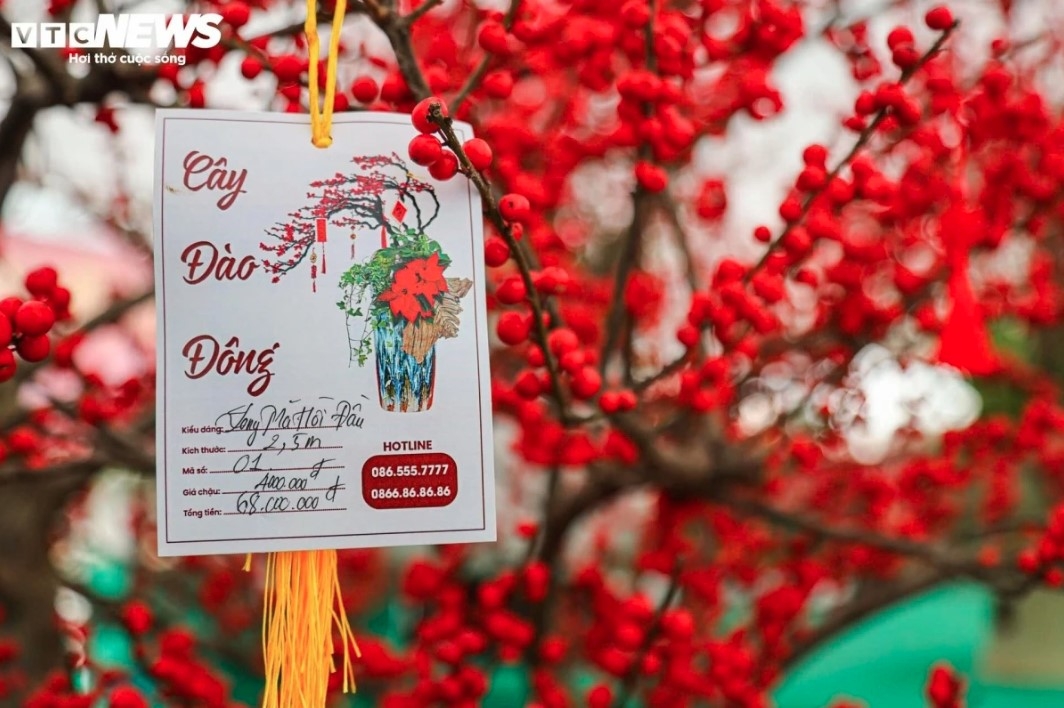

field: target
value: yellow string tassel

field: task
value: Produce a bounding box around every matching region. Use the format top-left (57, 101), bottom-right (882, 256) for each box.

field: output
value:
top-left (254, 550), bottom-right (360, 707)
top-left (248, 6), bottom-right (360, 703)
top-left (306, 0), bottom-right (347, 148)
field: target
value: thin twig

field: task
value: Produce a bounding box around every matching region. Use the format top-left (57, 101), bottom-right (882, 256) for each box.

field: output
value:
top-left (47, 396), bottom-right (156, 474)
top-left (613, 560), bottom-right (683, 708)
top-left (369, 0), bottom-right (432, 101)
top-left (599, 0), bottom-right (659, 384)
top-left (13, 289), bottom-right (154, 386)
top-left (451, 0), bottom-right (523, 113)
top-left (0, 457), bottom-right (107, 487)
top-left (402, 0), bottom-right (444, 26)
top-left (745, 21), bottom-right (960, 283)
top-left (783, 570), bottom-right (948, 671)
top-left (659, 192), bottom-right (700, 291)
top-left (429, 104), bottom-right (575, 422)
top-left (634, 22), bottom-right (961, 392)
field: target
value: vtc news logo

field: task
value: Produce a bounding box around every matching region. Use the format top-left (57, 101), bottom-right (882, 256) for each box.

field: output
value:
top-left (10, 13), bottom-right (222, 50)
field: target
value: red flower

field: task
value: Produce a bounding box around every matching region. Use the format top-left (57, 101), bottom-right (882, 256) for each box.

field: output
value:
top-left (405, 252), bottom-right (448, 299)
top-left (377, 254), bottom-right (449, 323)
top-left (379, 267), bottom-right (435, 322)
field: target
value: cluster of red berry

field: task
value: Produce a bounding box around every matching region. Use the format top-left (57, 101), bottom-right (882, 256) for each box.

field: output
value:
top-left (0, 268), bottom-right (69, 383)
top-left (117, 601), bottom-right (233, 708)
top-left (406, 97), bottom-right (494, 181)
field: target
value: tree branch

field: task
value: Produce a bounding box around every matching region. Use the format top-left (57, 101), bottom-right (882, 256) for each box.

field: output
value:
top-left (450, 0), bottom-right (523, 113)
top-left (745, 20), bottom-right (959, 283)
top-left (613, 560), bottom-right (683, 708)
top-left (367, 0), bottom-right (432, 101)
top-left (401, 0), bottom-right (444, 26)
top-left (429, 105), bottom-right (575, 421)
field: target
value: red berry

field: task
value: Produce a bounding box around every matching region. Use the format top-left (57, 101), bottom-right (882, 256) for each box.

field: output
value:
top-left (614, 621), bottom-right (644, 649)
top-left (279, 82), bottom-right (301, 101)
top-left (121, 601), bottom-right (154, 636)
top-left (526, 346), bottom-right (546, 367)
top-left (779, 195), bottom-right (803, 222)
top-left (547, 328), bottom-right (579, 356)
top-left (15, 300), bottom-right (55, 336)
top-left (677, 324), bottom-right (700, 348)
top-left (156, 62), bottom-right (179, 84)
top-left (351, 76), bottom-right (379, 103)
top-left (220, 1), bottom-right (251, 28)
top-left (925, 6), bottom-right (955, 31)
top-left (514, 370), bottom-right (542, 399)
top-left (186, 81), bottom-right (206, 108)
top-left (559, 349), bottom-right (585, 374)
top-left (411, 97), bottom-right (448, 134)
top-left (24, 267), bottom-right (58, 297)
top-left (380, 73), bottom-right (410, 103)
top-left (477, 22), bottom-right (510, 55)
top-left (0, 349), bottom-right (15, 383)
top-left (892, 45), bottom-right (920, 70)
top-left (272, 55), bottom-right (303, 84)
top-left (240, 56), bottom-right (263, 79)
top-left (621, 0), bottom-right (651, 27)
top-left (661, 609), bottom-right (695, 639)
top-left (496, 312), bottom-right (531, 346)
top-left (428, 150), bottom-right (459, 180)
top-left (886, 26), bottom-right (914, 50)
top-left (498, 194), bottom-right (531, 223)
top-left (599, 391), bottom-right (621, 413)
top-left (540, 636), bottom-right (566, 663)
top-left (109, 686), bottom-right (149, 708)
top-left (463, 139), bottom-right (493, 171)
top-left (854, 90), bottom-right (876, 116)
top-left (802, 144), bottom-right (828, 166)
top-left (495, 276), bottom-right (527, 305)
top-left (16, 334), bottom-right (49, 362)
top-left (482, 70), bottom-right (514, 99)
top-left (408, 134), bottom-right (443, 166)
top-left (333, 93), bottom-right (350, 112)
top-left (1018, 549), bottom-right (1040, 573)
top-left (48, 287), bottom-right (71, 316)
top-left (615, 389), bottom-right (637, 410)
top-left (635, 161), bottom-right (668, 192)
top-left (0, 297), bottom-right (20, 324)
top-left (53, 334), bottom-right (82, 368)
top-left (7, 427), bottom-right (37, 455)
top-left (570, 367), bottom-right (602, 400)
top-left (0, 317), bottom-right (10, 348)
top-left (484, 237), bottom-right (510, 267)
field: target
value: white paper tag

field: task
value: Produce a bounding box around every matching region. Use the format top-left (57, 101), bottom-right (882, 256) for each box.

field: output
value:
top-left (153, 110), bottom-right (496, 556)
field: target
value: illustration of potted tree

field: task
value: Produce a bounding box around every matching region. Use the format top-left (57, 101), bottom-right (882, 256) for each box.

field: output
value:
top-left (260, 154), bottom-right (472, 412)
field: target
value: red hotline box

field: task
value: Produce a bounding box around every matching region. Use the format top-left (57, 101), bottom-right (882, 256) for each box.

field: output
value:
top-left (362, 452), bottom-right (458, 510)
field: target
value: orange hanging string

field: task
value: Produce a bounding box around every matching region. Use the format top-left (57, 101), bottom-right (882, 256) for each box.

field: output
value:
top-left (246, 7), bottom-right (361, 705)
top-left (306, 0), bottom-right (347, 148)
top-left (251, 549), bottom-right (360, 708)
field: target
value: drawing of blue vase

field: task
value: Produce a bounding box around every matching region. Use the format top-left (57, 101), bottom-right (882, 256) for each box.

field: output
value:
top-left (374, 312), bottom-right (436, 412)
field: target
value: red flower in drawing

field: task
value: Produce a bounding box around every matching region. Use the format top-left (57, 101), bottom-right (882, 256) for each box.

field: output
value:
top-left (378, 266), bottom-right (435, 322)
top-left (405, 253), bottom-right (448, 299)
top-left (377, 255), bottom-right (450, 322)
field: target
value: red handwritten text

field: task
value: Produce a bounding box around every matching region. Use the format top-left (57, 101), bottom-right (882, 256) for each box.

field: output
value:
top-left (181, 335), bottom-right (278, 397)
top-left (182, 151), bottom-right (248, 210)
top-left (181, 241), bottom-right (258, 284)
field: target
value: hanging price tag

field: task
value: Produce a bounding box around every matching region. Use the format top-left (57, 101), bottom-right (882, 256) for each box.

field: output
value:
top-left (153, 110), bottom-right (496, 556)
